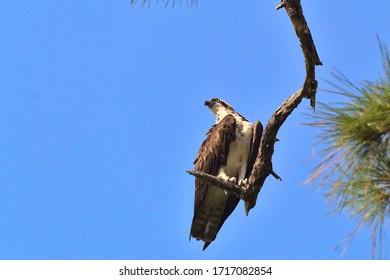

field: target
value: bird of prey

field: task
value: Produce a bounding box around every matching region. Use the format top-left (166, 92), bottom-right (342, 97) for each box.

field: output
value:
top-left (190, 98), bottom-right (262, 250)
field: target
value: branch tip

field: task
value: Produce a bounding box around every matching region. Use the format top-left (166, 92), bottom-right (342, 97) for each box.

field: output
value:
top-left (271, 170), bottom-right (282, 181)
top-left (275, 1), bottom-right (285, 10)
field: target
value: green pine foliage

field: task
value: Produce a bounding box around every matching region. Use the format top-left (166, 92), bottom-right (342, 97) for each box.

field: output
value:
top-left (307, 41), bottom-right (390, 258)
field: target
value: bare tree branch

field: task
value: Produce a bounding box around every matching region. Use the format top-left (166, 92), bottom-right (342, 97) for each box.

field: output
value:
top-left (186, 170), bottom-right (242, 197)
top-left (277, 0), bottom-right (323, 106)
top-left (187, 0), bottom-right (322, 215)
top-left (244, 0), bottom-right (322, 214)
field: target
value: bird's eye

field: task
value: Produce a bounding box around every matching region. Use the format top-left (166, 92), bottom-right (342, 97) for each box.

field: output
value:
top-left (216, 98), bottom-right (221, 103)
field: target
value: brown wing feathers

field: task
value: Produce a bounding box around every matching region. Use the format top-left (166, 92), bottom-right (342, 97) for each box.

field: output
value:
top-left (245, 120), bottom-right (263, 178)
top-left (190, 115), bottom-right (237, 250)
top-left (192, 114), bottom-right (236, 214)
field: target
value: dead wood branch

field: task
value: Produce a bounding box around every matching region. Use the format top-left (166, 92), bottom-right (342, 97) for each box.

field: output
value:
top-left (245, 0), bottom-right (322, 214)
top-left (186, 170), bottom-right (243, 197)
top-left (188, 0), bottom-right (322, 215)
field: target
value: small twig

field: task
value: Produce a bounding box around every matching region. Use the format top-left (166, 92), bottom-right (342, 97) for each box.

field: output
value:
top-left (275, 1), bottom-right (285, 10)
top-left (271, 170), bottom-right (282, 181)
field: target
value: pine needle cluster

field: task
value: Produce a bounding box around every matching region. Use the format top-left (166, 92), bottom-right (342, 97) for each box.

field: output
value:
top-left (307, 41), bottom-right (390, 258)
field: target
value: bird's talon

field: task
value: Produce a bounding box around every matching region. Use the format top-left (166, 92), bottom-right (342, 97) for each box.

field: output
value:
top-left (238, 178), bottom-right (248, 187)
top-left (228, 177), bottom-right (237, 184)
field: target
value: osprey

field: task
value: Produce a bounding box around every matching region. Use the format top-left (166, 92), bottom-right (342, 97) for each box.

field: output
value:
top-left (190, 98), bottom-right (262, 250)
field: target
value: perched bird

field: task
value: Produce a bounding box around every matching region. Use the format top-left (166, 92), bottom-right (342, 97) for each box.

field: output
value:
top-left (190, 98), bottom-right (260, 250)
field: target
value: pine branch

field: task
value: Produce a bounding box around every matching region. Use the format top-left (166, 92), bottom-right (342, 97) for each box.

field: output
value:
top-left (304, 40), bottom-right (390, 258)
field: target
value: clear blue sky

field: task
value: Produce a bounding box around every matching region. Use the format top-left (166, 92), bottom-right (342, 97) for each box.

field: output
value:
top-left (1, 0), bottom-right (389, 260)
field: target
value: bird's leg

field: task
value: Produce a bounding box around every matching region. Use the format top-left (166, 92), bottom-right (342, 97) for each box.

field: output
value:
top-left (237, 163), bottom-right (249, 188)
top-left (217, 168), bottom-right (237, 194)
top-left (217, 167), bottom-right (237, 184)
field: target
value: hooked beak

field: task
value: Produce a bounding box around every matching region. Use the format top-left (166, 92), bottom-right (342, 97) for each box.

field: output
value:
top-left (204, 100), bottom-right (212, 107)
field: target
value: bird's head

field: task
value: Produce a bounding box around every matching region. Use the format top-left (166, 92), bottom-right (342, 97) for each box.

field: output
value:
top-left (204, 98), bottom-right (235, 118)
